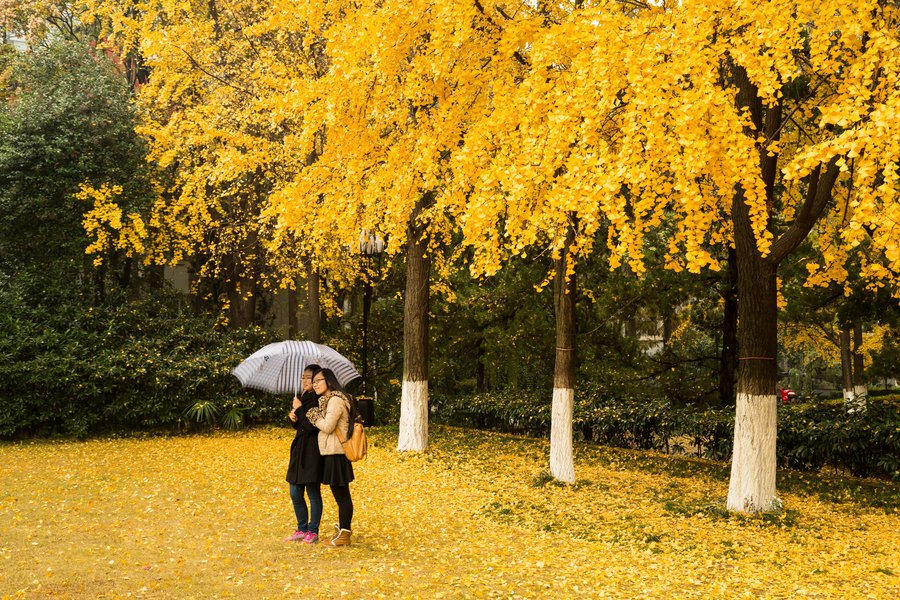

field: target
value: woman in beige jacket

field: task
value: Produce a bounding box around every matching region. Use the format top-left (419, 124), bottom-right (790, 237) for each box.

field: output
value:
top-left (306, 368), bottom-right (355, 547)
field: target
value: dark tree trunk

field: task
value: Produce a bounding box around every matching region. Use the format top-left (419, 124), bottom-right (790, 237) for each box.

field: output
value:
top-left (727, 64), bottom-right (839, 512)
top-left (361, 277), bottom-right (372, 396)
top-left (403, 199), bottom-right (430, 384)
top-left (226, 274), bottom-right (257, 329)
top-left (307, 262), bottom-right (321, 343)
top-left (719, 248), bottom-right (739, 406)
top-left (475, 336), bottom-right (486, 393)
top-left (840, 325), bottom-right (854, 398)
top-left (398, 194), bottom-right (431, 451)
top-left (287, 284), bottom-right (298, 339)
top-left (553, 229), bottom-right (577, 391)
top-left (93, 258), bottom-right (106, 305)
top-left (550, 219), bottom-right (577, 482)
top-left (852, 322), bottom-right (867, 402)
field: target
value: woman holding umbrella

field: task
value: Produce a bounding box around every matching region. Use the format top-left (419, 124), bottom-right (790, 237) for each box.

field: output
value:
top-left (283, 364), bottom-right (323, 543)
top-left (306, 368), bottom-right (356, 547)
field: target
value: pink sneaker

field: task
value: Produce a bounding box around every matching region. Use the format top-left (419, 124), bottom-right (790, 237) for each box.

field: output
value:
top-left (302, 532), bottom-right (319, 544)
top-left (283, 530), bottom-right (306, 542)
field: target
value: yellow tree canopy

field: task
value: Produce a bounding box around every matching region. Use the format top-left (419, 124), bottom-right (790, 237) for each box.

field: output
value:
top-left (83, 0), bottom-right (327, 300)
top-left (263, 0), bottom-right (529, 279)
top-left (781, 320), bottom-right (888, 368)
top-left (447, 0), bottom-right (900, 296)
top-left (82, 0), bottom-right (900, 303)
top-left (84, 0), bottom-right (527, 294)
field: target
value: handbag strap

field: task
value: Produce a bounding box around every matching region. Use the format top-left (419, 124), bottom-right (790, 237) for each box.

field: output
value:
top-left (334, 397), bottom-right (352, 444)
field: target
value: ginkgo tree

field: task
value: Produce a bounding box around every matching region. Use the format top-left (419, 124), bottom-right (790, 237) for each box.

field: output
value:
top-left (447, 0), bottom-right (624, 483)
top-left (83, 0), bottom-right (331, 327)
top-left (779, 249), bottom-right (896, 413)
top-left (449, 0), bottom-right (900, 512)
top-left (264, 0), bottom-right (526, 451)
top-left (83, 0), bottom-right (900, 511)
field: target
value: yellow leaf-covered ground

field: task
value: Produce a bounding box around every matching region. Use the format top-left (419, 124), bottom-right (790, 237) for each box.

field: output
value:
top-left (1, 426), bottom-right (897, 598)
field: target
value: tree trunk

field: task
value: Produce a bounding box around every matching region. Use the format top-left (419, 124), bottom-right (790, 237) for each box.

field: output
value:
top-left (550, 221), bottom-right (577, 483)
top-left (225, 225), bottom-right (258, 328)
top-left (475, 337), bottom-right (486, 393)
top-left (840, 325), bottom-right (854, 402)
top-left (307, 262), bottom-right (321, 343)
top-left (851, 323), bottom-right (867, 412)
top-left (287, 283), bottom-right (298, 339)
top-left (719, 248), bottom-right (739, 406)
top-left (726, 64), bottom-right (839, 513)
top-left (226, 274), bottom-right (256, 329)
top-left (361, 277), bottom-right (372, 396)
top-left (728, 68), bottom-right (778, 509)
top-left (93, 255), bottom-right (106, 305)
top-left (727, 244), bottom-right (778, 512)
top-left (398, 195), bottom-right (431, 452)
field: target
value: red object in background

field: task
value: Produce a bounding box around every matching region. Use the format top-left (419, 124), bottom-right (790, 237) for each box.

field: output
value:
top-left (779, 388), bottom-right (797, 403)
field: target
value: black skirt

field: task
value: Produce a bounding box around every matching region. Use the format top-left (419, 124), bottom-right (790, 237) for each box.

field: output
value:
top-left (322, 454), bottom-right (355, 486)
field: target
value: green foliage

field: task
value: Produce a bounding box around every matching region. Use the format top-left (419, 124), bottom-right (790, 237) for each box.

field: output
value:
top-left (185, 401), bottom-right (220, 425)
top-left (0, 39), bottom-right (150, 300)
top-left (869, 333), bottom-right (900, 383)
top-left (221, 407), bottom-right (246, 430)
top-left (430, 254), bottom-right (556, 395)
top-left (431, 390), bottom-right (551, 436)
top-left (432, 390), bottom-right (899, 481)
top-left (778, 398), bottom-right (900, 479)
top-left (0, 288), bottom-right (282, 438)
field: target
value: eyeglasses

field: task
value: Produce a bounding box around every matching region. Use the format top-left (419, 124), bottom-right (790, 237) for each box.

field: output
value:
top-left (301, 376), bottom-right (312, 380)
top-left (312, 378), bottom-right (325, 384)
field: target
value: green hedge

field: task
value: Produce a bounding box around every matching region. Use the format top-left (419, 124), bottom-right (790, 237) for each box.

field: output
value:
top-left (0, 293), bottom-right (282, 438)
top-left (432, 390), bottom-right (900, 481)
top-left (778, 398), bottom-right (900, 479)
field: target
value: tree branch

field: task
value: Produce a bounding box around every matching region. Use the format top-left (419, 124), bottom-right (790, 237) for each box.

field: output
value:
top-left (769, 156), bottom-right (841, 265)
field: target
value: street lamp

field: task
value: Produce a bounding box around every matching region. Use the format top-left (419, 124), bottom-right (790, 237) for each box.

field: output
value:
top-left (359, 231), bottom-right (384, 425)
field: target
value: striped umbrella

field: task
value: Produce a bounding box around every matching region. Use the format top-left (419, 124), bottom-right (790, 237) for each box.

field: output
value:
top-left (232, 340), bottom-right (360, 395)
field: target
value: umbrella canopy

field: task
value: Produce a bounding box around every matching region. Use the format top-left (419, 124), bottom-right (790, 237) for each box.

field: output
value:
top-left (232, 340), bottom-right (360, 395)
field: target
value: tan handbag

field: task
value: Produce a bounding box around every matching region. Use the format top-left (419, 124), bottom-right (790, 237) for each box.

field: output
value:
top-left (336, 420), bottom-right (367, 462)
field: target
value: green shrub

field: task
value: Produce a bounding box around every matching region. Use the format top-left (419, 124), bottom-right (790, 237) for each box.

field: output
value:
top-left (778, 398), bottom-right (900, 480)
top-left (431, 390), bottom-right (550, 436)
top-left (432, 388), bottom-right (899, 481)
top-left (0, 291), bottom-right (281, 438)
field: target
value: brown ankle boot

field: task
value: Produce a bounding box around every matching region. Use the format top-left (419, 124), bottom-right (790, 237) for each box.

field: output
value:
top-left (326, 528), bottom-right (351, 547)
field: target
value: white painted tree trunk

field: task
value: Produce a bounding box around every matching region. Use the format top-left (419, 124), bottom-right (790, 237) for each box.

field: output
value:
top-left (397, 379), bottom-right (428, 451)
top-left (726, 391), bottom-right (778, 512)
top-left (851, 324), bottom-right (867, 413)
top-left (549, 387), bottom-right (576, 483)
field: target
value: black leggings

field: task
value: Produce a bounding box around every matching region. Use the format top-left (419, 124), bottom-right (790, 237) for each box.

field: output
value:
top-left (330, 485), bottom-right (353, 530)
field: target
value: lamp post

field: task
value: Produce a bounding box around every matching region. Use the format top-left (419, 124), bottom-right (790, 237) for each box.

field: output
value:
top-left (359, 231), bottom-right (384, 425)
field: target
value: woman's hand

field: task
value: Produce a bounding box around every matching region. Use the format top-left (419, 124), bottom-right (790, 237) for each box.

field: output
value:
top-left (306, 406), bottom-right (324, 425)
top-left (291, 396), bottom-right (301, 409)
top-left (288, 409), bottom-right (298, 422)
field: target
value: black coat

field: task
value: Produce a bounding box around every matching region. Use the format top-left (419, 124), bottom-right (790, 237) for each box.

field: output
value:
top-left (285, 390), bottom-right (324, 485)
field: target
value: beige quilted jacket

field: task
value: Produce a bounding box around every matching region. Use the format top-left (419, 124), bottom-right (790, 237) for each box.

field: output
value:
top-left (307, 390), bottom-right (351, 456)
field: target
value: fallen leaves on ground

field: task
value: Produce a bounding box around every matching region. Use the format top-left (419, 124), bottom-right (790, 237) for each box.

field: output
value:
top-left (1, 425), bottom-right (897, 598)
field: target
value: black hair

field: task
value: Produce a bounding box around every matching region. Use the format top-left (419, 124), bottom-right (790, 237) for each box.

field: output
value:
top-left (312, 367), bottom-right (359, 435)
top-left (304, 363), bottom-right (321, 375)
top-left (312, 367), bottom-right (345, 394)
